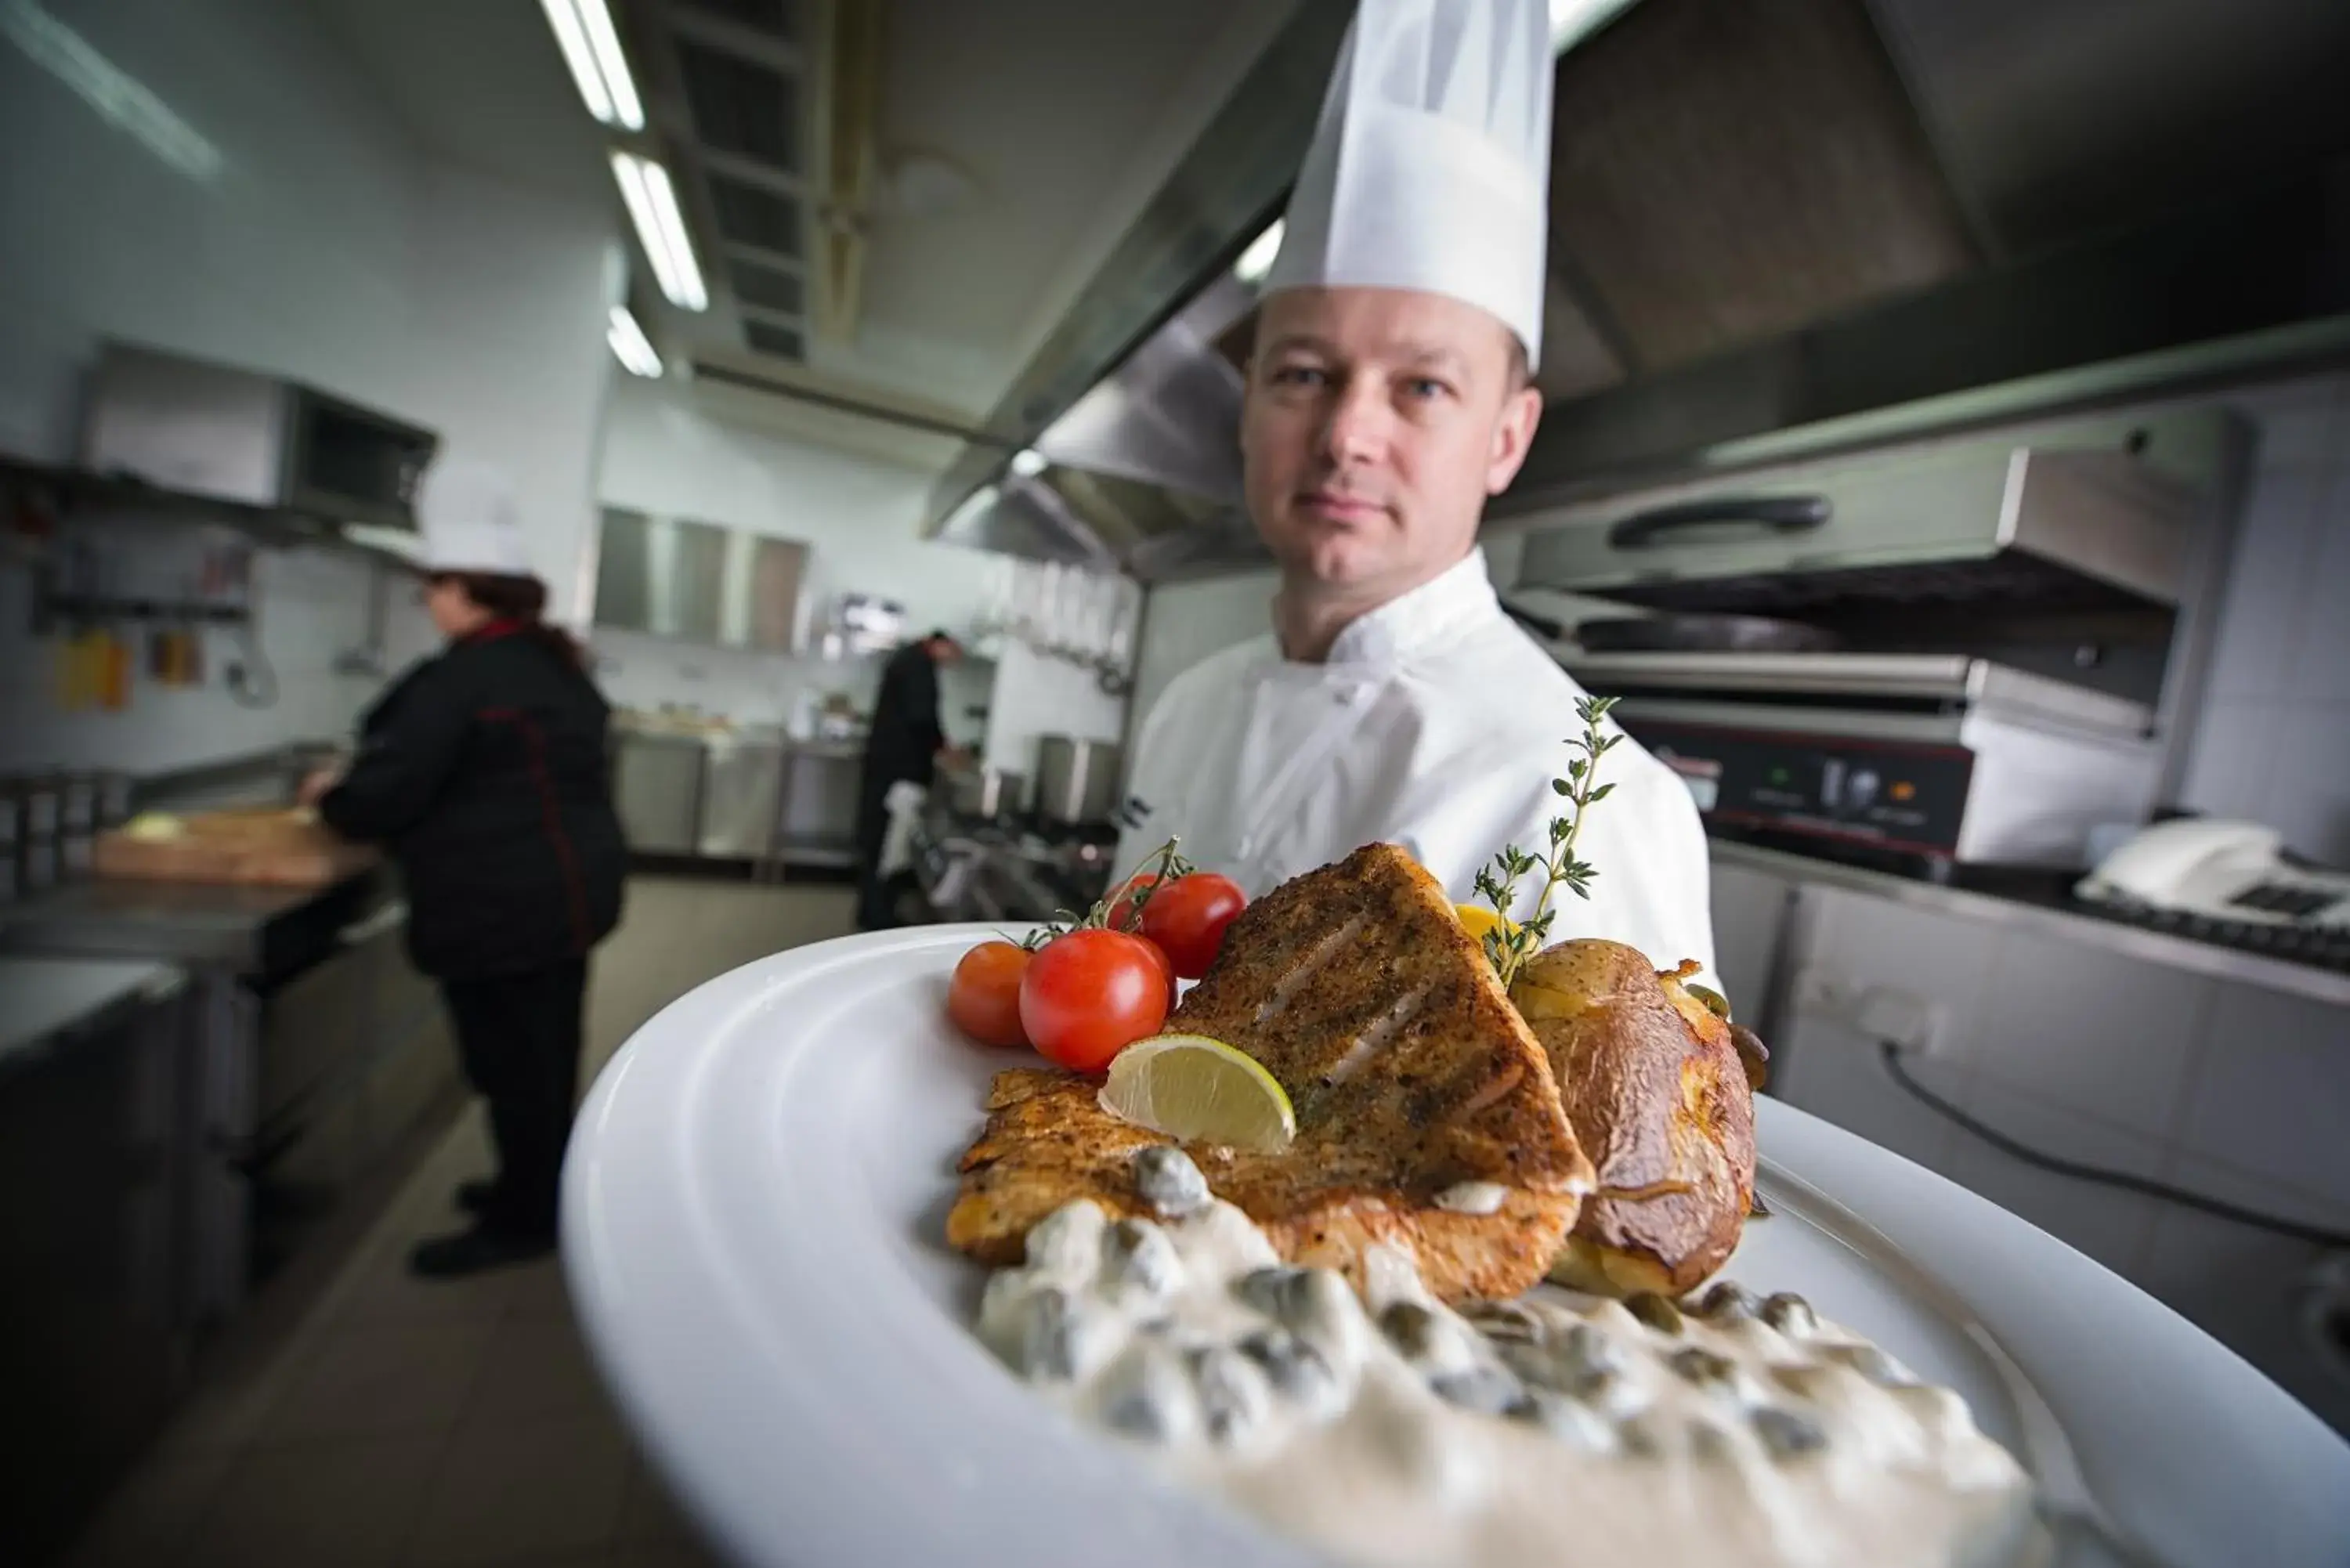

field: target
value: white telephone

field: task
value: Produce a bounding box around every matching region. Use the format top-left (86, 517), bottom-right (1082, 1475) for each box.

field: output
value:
top-left (2076, 818), bottom-right (2350, 928)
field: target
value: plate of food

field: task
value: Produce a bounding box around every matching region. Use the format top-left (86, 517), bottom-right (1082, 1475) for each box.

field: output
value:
top-left (564, 724), bottom-right (2350, 1568)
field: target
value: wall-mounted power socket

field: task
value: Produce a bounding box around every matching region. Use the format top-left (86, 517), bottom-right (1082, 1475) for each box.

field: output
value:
top-left (1795, 969), bottom-right (1950, 1057)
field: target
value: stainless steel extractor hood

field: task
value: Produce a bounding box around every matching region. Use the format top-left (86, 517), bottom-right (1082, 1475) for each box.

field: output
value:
top-left (925, 0), bottom-right (2350, 572)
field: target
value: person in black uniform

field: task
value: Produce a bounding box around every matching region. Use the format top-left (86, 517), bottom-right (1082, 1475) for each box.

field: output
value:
top-left (303, 460), bottom-right (624, 1278)
top-left (854, 630), bottom-right (964, 929)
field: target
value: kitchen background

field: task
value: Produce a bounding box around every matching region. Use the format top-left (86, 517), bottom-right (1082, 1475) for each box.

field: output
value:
top-left (2, 0), bottom-right (2348, 1563)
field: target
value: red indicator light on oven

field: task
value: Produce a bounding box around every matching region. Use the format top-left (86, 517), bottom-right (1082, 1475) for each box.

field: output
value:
top-left (1890, 780), bottom-right (1916, 802)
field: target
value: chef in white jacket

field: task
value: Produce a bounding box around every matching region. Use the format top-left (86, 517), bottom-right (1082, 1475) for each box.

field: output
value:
top-left (1120, 0), bottom-right (1716, 979)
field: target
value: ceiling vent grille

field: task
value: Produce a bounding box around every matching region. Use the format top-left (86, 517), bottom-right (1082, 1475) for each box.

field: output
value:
top-left (674, 0), bottom-right (795, 39)
top-left (678, 39), bottom-right (800, 171)
top-left (743, 320), bottom-right (807, 359)
top-left (707, 175), bottom-right (803, 256)
top-left (729, 256), bottom-right (806, 316)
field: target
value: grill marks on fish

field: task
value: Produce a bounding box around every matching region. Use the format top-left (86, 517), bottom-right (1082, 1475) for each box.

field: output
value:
top-left (1321, 981), bottom-right (1433, 1088)
top-left (1256, 913), bottom-right (1368, 1025)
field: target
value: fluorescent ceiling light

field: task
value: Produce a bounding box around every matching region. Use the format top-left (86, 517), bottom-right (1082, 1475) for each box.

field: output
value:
top-left (1, 0), bottom-right (221, 182)
top-left (611, 152), bottom-right (707, 311)
top-left (1233, 220), bottom-right (1284, 287)
top-left (1009, 448), bottom-right (1048, 479)
top-left (607, 305), bottom-right (662, 378)
top-left (539, 0), bottom-right (642, 130)
top-left (1549, 0), bottom-right (1642, 55)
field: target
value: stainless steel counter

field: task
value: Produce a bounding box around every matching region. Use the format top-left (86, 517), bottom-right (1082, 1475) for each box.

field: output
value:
top-left (609, 725), bottom-right (865, 868)
top-left (0, 867), bottom-right (390, 974)
top-left (1710, 839), bottom-right (2350, 1008)
top-left (0, 956), bottom-right (183, 1078)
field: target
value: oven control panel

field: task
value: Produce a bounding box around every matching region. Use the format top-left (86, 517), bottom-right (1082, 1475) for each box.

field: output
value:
top-left (1632, 721), bottom-right (1975, 858)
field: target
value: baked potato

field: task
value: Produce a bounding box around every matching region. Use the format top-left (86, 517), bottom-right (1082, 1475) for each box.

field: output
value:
top-left (1510, 940), bottom-right (1758, 1296)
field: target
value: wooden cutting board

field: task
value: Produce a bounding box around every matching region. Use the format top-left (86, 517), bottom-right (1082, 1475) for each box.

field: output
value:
top-left (93, 807), bottom-right (379, 889)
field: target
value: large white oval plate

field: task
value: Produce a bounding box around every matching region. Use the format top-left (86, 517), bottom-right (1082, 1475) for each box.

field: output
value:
top-left (562, 927), bottom-right (2350, 1568)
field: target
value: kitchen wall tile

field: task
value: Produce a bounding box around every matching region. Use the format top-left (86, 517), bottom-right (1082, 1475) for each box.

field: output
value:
top-left (0, 515), bottom-right (419, 776)
top-left (1967, 927), bottom-right (2212, 1143)
top-left (2198, 466), bottom-right (2324, 703)
top-left (2230, 374), bottom-right (2349, 471)
top-left (1772, 1010), bottom-right (1970, 1180)
top-left (2134, 1158), bottom-right (2350, 1437)
top-left (2177, 981), bottom-right (2350, 1216)
top-left (1940, 1077), bottom-right (2166, 1281)
top-left (2175, 698), bottom-right (2284, 824)
top-left (1792, 886), bottom-right (2008, 1046)
top-left (2281, 464), bottom-right (2350, 706)
top-left (2264, 710), bottom-right (2350, 867)
top-left (1709, 858), bottom-right (1797, 1024)
top-left (1768, 886), bottom-right (2005, 1176)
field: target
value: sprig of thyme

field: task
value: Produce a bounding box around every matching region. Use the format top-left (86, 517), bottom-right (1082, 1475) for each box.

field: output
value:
top-left (1019, 836), bottom-right (1195, 950)
top-left (1472, 695), bottom-right (1622, 987)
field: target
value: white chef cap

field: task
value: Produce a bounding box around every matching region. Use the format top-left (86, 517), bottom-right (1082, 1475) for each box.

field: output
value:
top-left (1262, 0), bottom-right (1554, 365)
top-left (418, 457), bottom-right (533, 576)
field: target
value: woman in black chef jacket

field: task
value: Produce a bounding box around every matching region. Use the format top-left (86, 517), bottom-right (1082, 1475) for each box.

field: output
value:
top-left (303, 459), bottom-right (624, 1279)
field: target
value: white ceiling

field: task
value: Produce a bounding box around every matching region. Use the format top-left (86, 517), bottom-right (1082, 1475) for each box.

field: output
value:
top-left (835, 0), bottom-right (1264, 414)
top-left (310, 0), bottom-right (613, 206)
top-left (313, 0), bottom-right (1284, 469)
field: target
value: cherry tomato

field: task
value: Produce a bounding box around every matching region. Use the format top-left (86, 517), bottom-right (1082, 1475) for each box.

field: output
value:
top-left (1140, 873), bottom-right (1249, 978)
top-left (1135, 933), bottom-right (1180, 1011)
top-left (946, 941), bottom-right (1031, 1049)
top-left (1104, 873), bottom-right (1161, 930)
top-left (1018, 928), bottom-right (1170, 1072)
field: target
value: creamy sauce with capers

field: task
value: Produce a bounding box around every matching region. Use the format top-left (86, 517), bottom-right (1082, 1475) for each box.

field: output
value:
top-left (979, 1184), bottom-right (2035, 1568)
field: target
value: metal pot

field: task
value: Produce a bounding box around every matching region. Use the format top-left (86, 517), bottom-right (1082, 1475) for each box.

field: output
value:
top-left (1034, 737), bottom-right (1123, 826)
top-left (949, 765), bottom-right (1026, 822)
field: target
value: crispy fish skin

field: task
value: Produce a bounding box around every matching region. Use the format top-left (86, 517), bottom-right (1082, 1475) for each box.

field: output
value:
top-left (946, 844), bottom-right (1594, 1302)
top-left (1513, 940), bottom-right (1757, 1295)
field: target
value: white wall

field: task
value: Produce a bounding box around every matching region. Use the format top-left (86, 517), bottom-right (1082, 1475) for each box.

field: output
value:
top-left (2175, 371), bottom-right (2350, 864)
top-left (1127, 567), bottom-right (1277, 749)
top-left (1759, 872), bottom-right (2350, 1436)
top-left (593, 380), bottom-right (1007, 739)
top-left (0, 0), bottom-right (621, 775)
top-left (0, 521), bottom-right (428, 775)
top-left (982, 641), bottom-right (1126, 779)
top-left (598, 380), bottom-right (997, 634)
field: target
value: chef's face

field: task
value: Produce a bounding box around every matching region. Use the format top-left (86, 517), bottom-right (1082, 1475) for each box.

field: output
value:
top-left (1242, 287), bottom-right (1542, 598)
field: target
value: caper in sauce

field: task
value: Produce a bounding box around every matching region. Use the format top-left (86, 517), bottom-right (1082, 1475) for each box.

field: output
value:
top-left (1624, 1292), bottom-right (1684, 1335)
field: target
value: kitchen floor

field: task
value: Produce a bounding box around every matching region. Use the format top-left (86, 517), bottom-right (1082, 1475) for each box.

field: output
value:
top-left (61, 875), bottom-right (859, 1568)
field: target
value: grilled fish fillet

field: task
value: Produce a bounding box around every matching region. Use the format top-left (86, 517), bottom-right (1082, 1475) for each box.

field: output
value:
top-left (947, 844), bottom-right (1595, 1302)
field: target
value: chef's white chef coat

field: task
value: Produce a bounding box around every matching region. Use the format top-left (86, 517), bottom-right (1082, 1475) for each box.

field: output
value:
top-left (1120, 550), bottom-right (1716, 983)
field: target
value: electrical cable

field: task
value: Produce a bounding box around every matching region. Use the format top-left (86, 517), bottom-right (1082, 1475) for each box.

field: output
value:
top-left (1877, 1040), bottom-right (2350, 1251)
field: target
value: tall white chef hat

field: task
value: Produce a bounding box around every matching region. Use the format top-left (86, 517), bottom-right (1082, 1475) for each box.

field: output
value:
top-left (417, 457), bottom-right (533, 576)
top-left (1262, 0), bottom-right (1555, 365)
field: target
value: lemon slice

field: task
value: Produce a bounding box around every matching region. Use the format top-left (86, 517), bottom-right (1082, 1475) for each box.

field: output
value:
top-left (1099, 1034), bottom-right (1296, 1152)
top-left (1454, 902), bottom-right (1506, 941)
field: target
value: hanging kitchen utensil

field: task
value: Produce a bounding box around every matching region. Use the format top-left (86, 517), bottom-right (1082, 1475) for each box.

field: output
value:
top-left (1574, 612), bottom-right (1842, 654)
